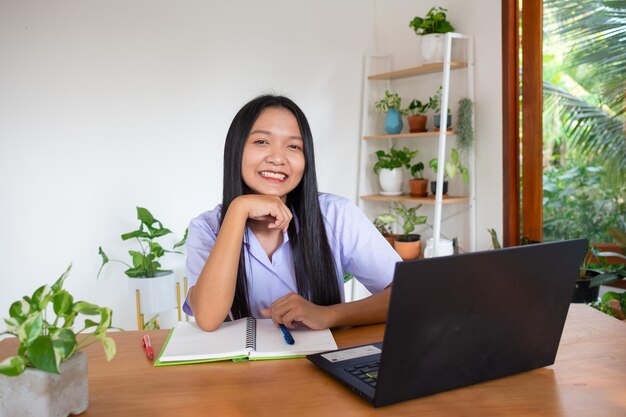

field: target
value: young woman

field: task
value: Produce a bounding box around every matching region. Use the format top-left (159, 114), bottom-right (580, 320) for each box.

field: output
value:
top-left (184, 95), bottom-right (401, 331)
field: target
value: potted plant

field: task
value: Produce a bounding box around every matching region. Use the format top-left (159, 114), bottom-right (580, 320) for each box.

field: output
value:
top-left (98, 206), bottom-right (187, 327)
top-left (374, 212), bottom-right (398, 247)
top-left (392, 202), bottom-right (427, 260)
top-left (406, 99), bottom-right (429, 133)
top-left (409, 6), bottom-right (455, 63)
top-left (428, 148), bottom-right (469, 196)
top-left (373, 146), bottom-right (417, 195)
top-left (457, 97), bottom-right (474, 152)
top-left (375, 90), bottom-right (406, 134)
top-left (409, 161), bottom-right (429, 197)
top-left (0, 265), bottom-right (116, 417)
top-left (429, 86), bottom-right (452, 131)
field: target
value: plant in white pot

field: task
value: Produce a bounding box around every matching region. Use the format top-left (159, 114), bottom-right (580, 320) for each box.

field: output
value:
top-left (409, 6), bottom-right (455, 63)
top-left (98, 207), bottom-right (187, 329)
top-left (374, 90), bottom-right (407, 134)
top-left (0, 265), bottom-right (116, 417)
top-left (392, 202), bottom-right (427, 260)
top-left (373, 146), bottom-right (416, 196)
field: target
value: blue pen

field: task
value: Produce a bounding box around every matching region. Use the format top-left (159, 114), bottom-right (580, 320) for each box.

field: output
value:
top-left (279, 324), bottom-right (295, 345)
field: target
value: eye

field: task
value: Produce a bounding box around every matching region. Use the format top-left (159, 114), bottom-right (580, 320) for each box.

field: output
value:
top-left (288, 144), bottom-right (303, 151)
top-left (253, 139), bottom-right (269, 145)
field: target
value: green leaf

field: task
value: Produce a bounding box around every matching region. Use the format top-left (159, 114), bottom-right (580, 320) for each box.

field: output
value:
top-left (149, 241), bottom-right (165, 258)
top-left (94, 307), bottom-right (113, 337)
top-left (52, 329), bottom-right (77, 361)
top-left (72, 301), bottom-right (101, 315)
top-left (9, 299), bottom-right (30, 320)
top-left (129, 250), bottom-right (146, 269)
top-left (136, 206), bottom-right (156, 226)
top-left (101, 337), bottom-right (117, 362)
top-left (31, 285), bottom-right (53, 311)
top-left (53, 290), bottom-right (74, 317)
top-left (29, 335), bottom-right (60, 373)
top-left (97, 247), bottom-right (110, 279)
top-left (150, 228), bottom-right (172, 238)
top-left (125, 267), bottom-right (148, 278)
top-left (51, 264), bottom-right (72, 292)
top-left (173, 228), bottom-right (188, 249)
top-left (121, 230), bottom-right (150, 240)
top-left (19, 314), bottom-right (43, 345)
top-left (0, 355), bottom-right (27, 376)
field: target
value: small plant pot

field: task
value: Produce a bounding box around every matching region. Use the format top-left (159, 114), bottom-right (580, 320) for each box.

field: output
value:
top-left (378, 168), bottom-right (403, 195)
top-left (384, 108), bottom-right (403, 134)
top-left (407, 115), bottom-right (427, 133)
top-left (383, 235), bottom-right (395, 248)
top-left (393, 234), bottom-right (421, 261)
top-left (430, 180), bottom-right (448, 197)
top-left (434, 114), bottom-right (452, 131)
top-left (572, 272), bottom-right (600, 304)
top-left (409, 178), bottom-right (429, 197)
top-left (421, 33), bottom-right (445, 63)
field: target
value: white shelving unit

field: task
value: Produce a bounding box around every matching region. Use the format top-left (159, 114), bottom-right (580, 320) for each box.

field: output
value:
top-left (352, 33), bottom-right (475, 299)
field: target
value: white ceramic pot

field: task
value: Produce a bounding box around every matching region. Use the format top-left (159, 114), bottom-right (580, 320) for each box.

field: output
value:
top-left (378, 168), bottom-right (403, 195)
top-left (0, 352), bottom-right (88, 417)
top-left (421, 34), bottom-right (445, 63)
top-left (127, 271), bottom-right (178, 316)
top-left (424, 238), bottom-right (454, 258)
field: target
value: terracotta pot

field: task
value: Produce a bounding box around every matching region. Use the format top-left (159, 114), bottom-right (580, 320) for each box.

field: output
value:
top-left (384, 235), bottom-right (395, 248)
top-left (393, 235), bottom-right (421, 261)
top-left (407, 115), bottom-right (427, 133)
top-left (409, 179), bottom-right (429, 197)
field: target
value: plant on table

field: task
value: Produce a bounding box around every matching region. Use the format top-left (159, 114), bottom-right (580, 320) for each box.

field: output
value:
top-left (0, 265), bottom-right (116, 376)
top-left (98, 207), bottom-right (187, 279)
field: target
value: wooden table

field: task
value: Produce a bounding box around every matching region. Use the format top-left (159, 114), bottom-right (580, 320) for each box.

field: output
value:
top-left (2, 304), bottom-right (625, 416)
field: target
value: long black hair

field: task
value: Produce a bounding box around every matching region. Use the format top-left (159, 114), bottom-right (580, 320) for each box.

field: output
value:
top-left (221, 94), bottom-right (341, 319)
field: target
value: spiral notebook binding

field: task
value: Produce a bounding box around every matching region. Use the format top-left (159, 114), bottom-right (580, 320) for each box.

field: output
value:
top-left (245, 317), bottom-right (257, 350)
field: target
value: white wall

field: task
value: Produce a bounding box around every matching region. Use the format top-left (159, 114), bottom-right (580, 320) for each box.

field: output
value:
top-left (0, 0), bottom-right (502, 331)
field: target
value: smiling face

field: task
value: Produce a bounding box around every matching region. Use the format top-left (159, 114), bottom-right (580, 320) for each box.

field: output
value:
top-left (241, 107), bottom-right (305, 201)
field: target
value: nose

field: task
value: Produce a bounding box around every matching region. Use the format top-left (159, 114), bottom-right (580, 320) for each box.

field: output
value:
top-left (265, 146), bottom-right (286, 165)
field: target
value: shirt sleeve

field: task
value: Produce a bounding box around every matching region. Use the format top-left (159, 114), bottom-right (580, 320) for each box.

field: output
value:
top-left (323, 196), bottom-right (401, 294)
top-left (182, 210), bottom-right (221, 316)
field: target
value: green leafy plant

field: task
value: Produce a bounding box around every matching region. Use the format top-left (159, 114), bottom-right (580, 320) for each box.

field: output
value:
top-left (456, 98), bottom-right (474, 152)
top-left (428, 86), bottom-right (451, 115)
top-left (0, 265), bottom-right (116, 376)
top-left (373, 146), bottom-right (417, 175)
top-left (392, 202), bottom-right (427, 240)
top-left (406, 99), bottom-right (429, 117)
top-left (374, 90), bottom-right (404, 114)
top-left (409, 6), bottom-right (455, 35)
top-left (429, 148), bottom-right (469, 182)
top-left (98, 207), bottom-right (187, 278)
top-left (374, 212), bottom-right (398, 237)
top-left (410, 162), bottom-right (425, 179)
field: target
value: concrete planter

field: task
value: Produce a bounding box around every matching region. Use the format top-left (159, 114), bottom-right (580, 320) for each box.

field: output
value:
top-left (0, 351), bottom-right (88, 417)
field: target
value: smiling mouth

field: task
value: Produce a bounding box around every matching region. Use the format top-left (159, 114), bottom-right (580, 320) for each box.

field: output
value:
top-left (259, 171), bottom-right (287, 180)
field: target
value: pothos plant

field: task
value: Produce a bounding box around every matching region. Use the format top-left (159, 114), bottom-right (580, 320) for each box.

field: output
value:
top-left (374, 90), bottom-right (406, 114)
top-left (409, 6), bottom-right (455, 35)
top-left (98, 207), bottom-right (187, 279)
top-left (373, 146), bottom-right (417, 175)
top-left (0, 265), bottom-right (116, 376)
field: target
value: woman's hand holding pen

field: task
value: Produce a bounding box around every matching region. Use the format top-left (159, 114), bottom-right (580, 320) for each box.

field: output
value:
top-left (233, 195), bottom-right (292, 233)
top-left (261, 292), bottom-right (335, 330)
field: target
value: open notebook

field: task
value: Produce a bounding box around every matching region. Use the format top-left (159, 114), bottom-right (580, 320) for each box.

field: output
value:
top-left (155, 317), bottom-right (337, 366)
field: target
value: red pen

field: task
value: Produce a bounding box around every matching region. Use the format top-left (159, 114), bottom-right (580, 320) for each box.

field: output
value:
top-left (142, 334), bottom-right (154, 360)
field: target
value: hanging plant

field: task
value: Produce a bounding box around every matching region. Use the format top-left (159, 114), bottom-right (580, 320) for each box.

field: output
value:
top-left (457, 98), bottom-right (474, 152)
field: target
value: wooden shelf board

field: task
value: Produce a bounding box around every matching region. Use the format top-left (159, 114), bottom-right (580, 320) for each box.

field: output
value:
top-left (368, 62), bottom-right (467, 80)
top-left (360, 194), bottom-right (469, 204)
top-left (364, 131), bottom-right (454, 140)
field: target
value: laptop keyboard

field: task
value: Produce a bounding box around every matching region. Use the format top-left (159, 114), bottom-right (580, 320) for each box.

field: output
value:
top-left (345, 362), bottom-right (380, 388)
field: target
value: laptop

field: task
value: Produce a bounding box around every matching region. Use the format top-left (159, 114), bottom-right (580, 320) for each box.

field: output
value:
top-left (307, 239), bottom-right (587, 407)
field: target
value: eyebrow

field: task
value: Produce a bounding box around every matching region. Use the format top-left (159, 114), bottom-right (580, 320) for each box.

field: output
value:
top-left (249, 129), bottom-right (303, 141)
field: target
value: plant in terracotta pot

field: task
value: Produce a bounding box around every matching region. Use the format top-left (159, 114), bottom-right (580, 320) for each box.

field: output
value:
top-left (374, 212), bottom-right (398, 248)
top-left (409, 161), bottom-right (429, 197)
top-left (409, 7), bottom-right (455, 63)
top-left (392, 202), bottom-right (427, 260)
top-left (406, 99), bottom-right (430, 133)
top-left (428, 148), bottom-right (469, 196)
top-left (373, 146), bottom-right (416, 196)
top-left (374, 90), bottom-right (406, 134)
top-left (98, 206), bottom-right (187, 329)
top-left (0, 265), bottom-right (116, 416)
top-left (429, 86), bottom-right (452, 131)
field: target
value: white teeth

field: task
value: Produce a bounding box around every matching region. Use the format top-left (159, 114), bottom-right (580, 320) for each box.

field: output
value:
top-left (260, 171), bottom-right (286, 180)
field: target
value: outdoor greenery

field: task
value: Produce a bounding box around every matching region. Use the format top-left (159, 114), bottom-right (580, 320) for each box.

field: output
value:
top-left (98, 207), bottom-right (187, 278)
top-left (542, 0), bottom-right (625, 243)
top-left (0, 265), bottom-right (116, 376)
